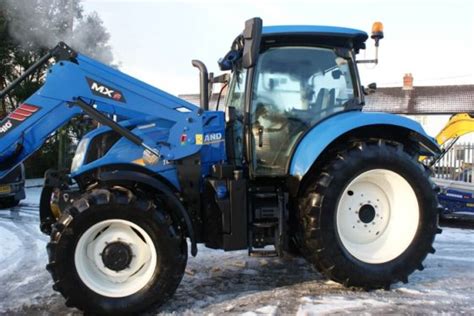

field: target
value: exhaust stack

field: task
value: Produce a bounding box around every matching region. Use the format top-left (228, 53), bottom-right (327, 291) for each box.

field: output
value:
top-left (191, 60), bottom-right (209, 111)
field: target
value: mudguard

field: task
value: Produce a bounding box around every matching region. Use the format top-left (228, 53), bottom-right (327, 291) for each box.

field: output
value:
top-left (289, 111), bottom-right (440, 177)
top-left (98, 170), bottom-right (198, 256)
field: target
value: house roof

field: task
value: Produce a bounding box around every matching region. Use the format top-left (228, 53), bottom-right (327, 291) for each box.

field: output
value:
top-left (365, 85), bottom-right (474, 114)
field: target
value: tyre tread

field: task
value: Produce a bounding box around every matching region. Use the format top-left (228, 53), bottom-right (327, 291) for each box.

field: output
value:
top-left (298, 139), bottom-right (441, 289)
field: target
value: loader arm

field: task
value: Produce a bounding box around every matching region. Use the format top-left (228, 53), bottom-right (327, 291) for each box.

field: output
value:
top-left (0, 42), bottom-right (203, 180)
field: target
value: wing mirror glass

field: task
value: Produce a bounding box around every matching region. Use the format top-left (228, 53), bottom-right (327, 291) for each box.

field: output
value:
top-left (363, 82), bottom-right (377, 95)
top-left (242, 17), bottom-right (262, 69)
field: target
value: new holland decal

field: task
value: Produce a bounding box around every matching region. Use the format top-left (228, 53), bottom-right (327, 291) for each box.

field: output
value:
top-left (195, 133), bottom-right (224, 145)
top-left (86, 77), bottom-right (126, 103)
top-left (0, 104), bottom-right (41, 138)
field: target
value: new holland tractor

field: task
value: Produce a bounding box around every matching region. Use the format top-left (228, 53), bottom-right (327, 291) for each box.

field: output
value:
top-left (0, 18), bottom-right (442, 314)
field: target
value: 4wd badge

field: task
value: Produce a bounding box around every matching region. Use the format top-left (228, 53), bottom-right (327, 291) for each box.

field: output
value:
top-left (86, 77), bottom-right (126, 103)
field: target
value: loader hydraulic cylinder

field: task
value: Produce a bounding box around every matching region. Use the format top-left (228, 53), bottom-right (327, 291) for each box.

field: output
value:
top-left (72, 98), bottom-right (160, 158)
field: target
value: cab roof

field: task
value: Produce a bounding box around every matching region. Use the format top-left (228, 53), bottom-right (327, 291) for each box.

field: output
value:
top-left (261, 25), bottom-right (368, 52)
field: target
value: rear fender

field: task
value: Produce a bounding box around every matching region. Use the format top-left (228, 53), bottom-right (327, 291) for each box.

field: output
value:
top-left (289, 111), bottom-right (440, 178)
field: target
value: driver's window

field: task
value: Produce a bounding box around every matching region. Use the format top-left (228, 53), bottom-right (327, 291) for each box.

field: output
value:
top-left (224, 68), bottom-right (247, 166)
top-left (251, 46), bottom-right (355, 176)
top-left (225, 68), bottom-right (247, 117)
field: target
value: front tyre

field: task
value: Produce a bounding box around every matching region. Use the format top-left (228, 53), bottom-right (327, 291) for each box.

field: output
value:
top-left (47, 188), bottom-right (187, 314)
top-left (299, 140), bottom-right (442, 289)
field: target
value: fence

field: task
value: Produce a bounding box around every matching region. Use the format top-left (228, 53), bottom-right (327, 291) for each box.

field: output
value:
top-left (432, 143), bottom-right (473, 183)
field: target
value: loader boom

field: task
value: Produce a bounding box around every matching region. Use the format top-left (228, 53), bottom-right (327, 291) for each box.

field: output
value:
top-left (0, 43), bottom-right (203, 179)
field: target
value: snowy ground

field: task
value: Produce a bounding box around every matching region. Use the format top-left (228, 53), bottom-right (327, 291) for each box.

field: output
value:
top-left (0, 180), bottom-right (473, 315)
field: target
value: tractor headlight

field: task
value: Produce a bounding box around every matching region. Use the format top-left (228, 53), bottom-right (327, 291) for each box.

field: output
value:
top-left (71, 138), bottom-right (89, 173)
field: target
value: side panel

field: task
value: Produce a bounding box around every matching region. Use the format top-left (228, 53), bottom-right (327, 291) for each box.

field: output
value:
top-left (289, 111), bottom-right (439, 177)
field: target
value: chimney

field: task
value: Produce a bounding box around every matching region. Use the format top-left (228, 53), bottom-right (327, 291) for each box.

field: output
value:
top-left (402, 73), bottom-right (414, 90)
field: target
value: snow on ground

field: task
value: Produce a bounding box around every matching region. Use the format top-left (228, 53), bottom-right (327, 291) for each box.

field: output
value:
top-left (0, 180), bottom-right (473, 315)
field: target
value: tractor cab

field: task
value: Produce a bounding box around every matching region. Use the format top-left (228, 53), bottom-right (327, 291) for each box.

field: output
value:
top-left (189, 18), bottom-right (392, 254)
top-left (196, 19), bottom-right (373, 178)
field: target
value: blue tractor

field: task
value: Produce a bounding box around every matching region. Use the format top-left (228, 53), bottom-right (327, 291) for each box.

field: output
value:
top-left (0, 18), bottom-right (442, 314)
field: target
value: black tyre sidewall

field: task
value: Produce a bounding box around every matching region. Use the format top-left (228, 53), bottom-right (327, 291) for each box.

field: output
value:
top-left (55, 204), bottom-right (187, 314)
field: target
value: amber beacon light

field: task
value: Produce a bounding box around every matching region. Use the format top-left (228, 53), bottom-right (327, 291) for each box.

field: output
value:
top-left (357, 21), bottom-right (385, 65)
top-left (371, 22), bottom-right (384, 46)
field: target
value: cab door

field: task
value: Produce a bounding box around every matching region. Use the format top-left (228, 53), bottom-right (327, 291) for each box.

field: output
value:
top-left (249, 46), bottom-right (357, 176)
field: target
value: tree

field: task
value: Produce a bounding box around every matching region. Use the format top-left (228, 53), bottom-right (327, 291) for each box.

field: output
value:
top-left (0, 0), bottom-right (114, 176)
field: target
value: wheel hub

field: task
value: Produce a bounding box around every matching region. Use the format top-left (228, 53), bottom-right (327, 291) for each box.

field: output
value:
top-left (359, 204), bottom-right (376, 223)
top-left (101, 241), bottom-right (133, 272)
top-left (75, 219), bottom-right (157, 297)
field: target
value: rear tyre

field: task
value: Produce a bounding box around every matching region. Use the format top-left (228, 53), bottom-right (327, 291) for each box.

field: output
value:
top-left (47, 188), bottom-right (187, 314)
top-left (299, 140), bottom-right (442, 289)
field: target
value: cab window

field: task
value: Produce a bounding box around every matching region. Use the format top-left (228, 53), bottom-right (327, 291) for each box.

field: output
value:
top-left (251, 46), bottom-right (356, 175)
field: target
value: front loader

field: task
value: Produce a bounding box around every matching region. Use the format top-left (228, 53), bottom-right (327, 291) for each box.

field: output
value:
top-left (0, 18), bottom-right (442, 314)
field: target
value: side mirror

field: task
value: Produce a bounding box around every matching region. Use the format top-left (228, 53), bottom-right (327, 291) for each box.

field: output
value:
top-left (363, 82), bottom-right (377, 95)
top-left (242, 17), bottom-right (262, 69)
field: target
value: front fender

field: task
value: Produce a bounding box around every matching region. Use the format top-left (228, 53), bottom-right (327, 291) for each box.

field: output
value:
top-left (98, 171), bottom-right (197, 256)
top-left (289, 111), bottom-right (439, 177)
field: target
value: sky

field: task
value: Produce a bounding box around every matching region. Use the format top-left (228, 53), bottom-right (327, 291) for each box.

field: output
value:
top-left (82, 0), bottom-right (474, 96)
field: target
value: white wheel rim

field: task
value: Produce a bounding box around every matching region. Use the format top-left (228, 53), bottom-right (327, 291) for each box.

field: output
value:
top-left (74, 219), bottom-right (157, 297)
top-left (336, 169), bottom-right (419, 264)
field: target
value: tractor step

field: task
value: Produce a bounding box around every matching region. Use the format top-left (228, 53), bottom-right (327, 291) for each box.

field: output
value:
top-left (248, 185), bottom-right (288, 257)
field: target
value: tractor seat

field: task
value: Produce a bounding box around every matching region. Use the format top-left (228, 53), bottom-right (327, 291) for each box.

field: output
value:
top-left (310, 88), bottom-right (335, 118)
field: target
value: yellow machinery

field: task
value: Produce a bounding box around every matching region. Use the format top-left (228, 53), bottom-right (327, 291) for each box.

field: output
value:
top-left (431, 113), bottom-right (474, 219)
top-left (435, 113), bottom-right (474, 147)
top-left (421, 113), bottom-right (474, 163)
